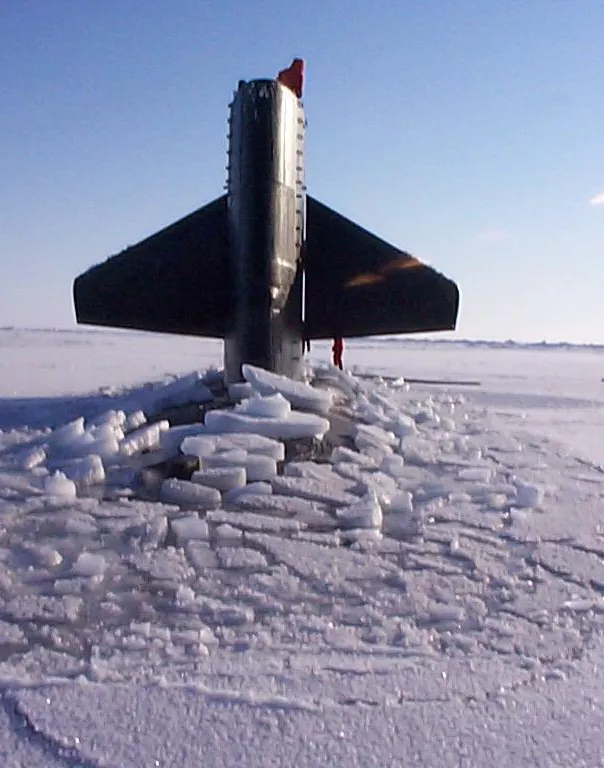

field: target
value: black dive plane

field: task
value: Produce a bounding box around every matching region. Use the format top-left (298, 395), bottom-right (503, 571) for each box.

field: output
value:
top-left (73, 60), bottom-right (459, 381)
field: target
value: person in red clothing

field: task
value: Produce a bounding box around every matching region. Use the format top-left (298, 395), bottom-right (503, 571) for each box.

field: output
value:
top-left (332, 337), bottom-right (344, 370)
top-left (277, 58), bottom-right (304, 98)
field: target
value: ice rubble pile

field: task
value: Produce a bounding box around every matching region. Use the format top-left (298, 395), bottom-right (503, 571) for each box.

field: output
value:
top-left (24, 362), bottom-right (544, 539)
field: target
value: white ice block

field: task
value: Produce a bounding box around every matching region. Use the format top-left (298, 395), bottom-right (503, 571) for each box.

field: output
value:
top-left (50, 434), bottom-right (120, 463)
top-left (353, 423), bottom-right (397, 452)
top-left (180, 435), bottom-right (218, 458)
top-left (223, 482), bottom-right (273, 504)
top-left (191, 467), bottom-right (247, 492)
top-left (89, 410), bottom-right (126, 428)
top-left (215, 433), bottom-right (285, 461)
top-left (244, 454), bottom-right (278, 482)
top-left (271, 476), bottom-right (358, 507)
top-left (43, 471), bottom-right (77, 498)
top-left (50, 417), bottom-right (85, 448)
top-left (204, 409), bottom-right (330, 440)
top-left (236, 393), bottom-right (291, 419)
top-left (390, 414), bottom-right (418, 438)
top-left (171, 516), bottom-right (210, 544)
top-left (227, 382), bottom-right (254, 400)
top-left (203, 449), bottom-right (247, 468)
top-left (330, 446), bottom-right (377, 468)
top-left (22, 445), bottom-right (47, 470)
top-left (514, 481), bottom-right (543, 508)
top-left (336, 491), bottom-right (383, 530)
top-left (161, 424), bottom-right (206, 455)
top-left (124, 410), bottom-right (147, 431)
top-left (60, 455), bottom-right (106, 486)
top-left (73, 552), bottom-right (106, 577)
top-left (159, 478), bottom-right (221, 510)
top-left (458, 467), bottom-right (494, 483)
top-left (242, 364), bottom-right (334, 414)
top-left (120, 421), bottom-right (169, 457)
top-left (380, 454), bottom-right (406, 477)
top-left (390, 490), bottom-right (413, 514)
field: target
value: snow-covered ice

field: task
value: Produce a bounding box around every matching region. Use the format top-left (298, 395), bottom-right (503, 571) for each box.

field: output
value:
top-left (2, 329), bottom-right (604, 765)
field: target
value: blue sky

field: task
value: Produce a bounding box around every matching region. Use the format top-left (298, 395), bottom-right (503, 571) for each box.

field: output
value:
top-left (1, 1), bottom-right (603, 342)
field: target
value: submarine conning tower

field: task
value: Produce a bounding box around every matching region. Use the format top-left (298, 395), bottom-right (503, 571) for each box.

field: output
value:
top-left (223, 79), bottom-right (307, 383)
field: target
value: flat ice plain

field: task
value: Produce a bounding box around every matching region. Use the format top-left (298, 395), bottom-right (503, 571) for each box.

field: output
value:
top-left (1, 328), bottom-right (604, 766)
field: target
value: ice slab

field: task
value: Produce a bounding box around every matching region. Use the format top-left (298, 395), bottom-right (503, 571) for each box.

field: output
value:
top-left (271, 476), bottom-right (359, 507)
top-left (181, 432), bottom-right (285, 461)
top-left (159, 479), bottom-right (221, 510)
top-left (353, 423), bottom-right (398, 452)
top-left (43, 471), bottom-right (77, 498)
top-left (242, 364), bottom-right (334, 414)
top-left (204, 409), bottom-right (330, 440)
top-left (243, 455), bottom-right (278, 482)
top-left (120, 422), bottom-right (169, 457)
top-left (223, 482), bottom-right (273, 504)
top-left (191, 467), bottom-right (247, 492)
top-left (202, 449), bottom-right (247, 467)
top-left (49, 417), bottom-right (85, 448)
top-left (171, 516), bottom-right (210, 544)
top-left (197, 449), bottom-right (277, 482)
top-left (73, 552), bottom-right (106, 577)
top-left (124, 410), bottom-right (147, 431)
top-left (180, 435), bottom-right (219, 458)
top-left (330, 446), bottom-right (377, 468)
top-left (235, 393), bottom-right (291, 419)
top-left (514, 480), bottom-right (544, 508)
top-left (232, 493), bottom-right (328, 517)
top-left (216, 433), bottom-right (285, 461)
top-left (22, 445), bottom-right (47, 470)
top-left (206, 509), bottom-right (304, 534)
top-left (227, 382), bottom-right (254, 400)
top-left (336, 491), bottom-right (383, 530)
top-left (57, 455), bottom-right (106, 487)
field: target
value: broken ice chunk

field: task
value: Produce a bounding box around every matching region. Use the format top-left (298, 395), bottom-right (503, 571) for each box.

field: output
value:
top-left (204, 409), bottom-right (330, 440)
top-left (216, 433), bottom-right (285, 461)
top-left (120, 421), bottom-right (169, 457)
top-left (242, 364), bottom-right (334, 414)
top-left (380, 454), bottom-right (406, 477)
top-left (236, 393), bottom-right (291, 419)
top-left (43, 471), bottom-right (77, 498)
top-left (22, 445), bottom-right (47, 470)
top-left (330, 446), bottom-right (377, 468)
top-left (73, 552), bottom-right (106, 577)
top-left (223, 482), bottom-right (273, 504)
top-left (389, 491), bottom-right (413, 514)
top-left (458, 467), bottom-right (495, 483)
top-left (89, 410), bottom-right (126, 428)
top-left (203, 449), bottom-right (247, 468)
top-left (180, 435), bottom-right (218, 458)
top-left (243, 455), bottom-right (278, 482)
top-left (171, 516), bottom-right (210, 544)
top-left (50, 418), bottom-right (85, 448)
top-left (191, 467), bottom-right (247, 492)
top-left (227, 382), bottom-right (254, 400)
top-left (514, 481), bottom-right (543, 509)
top-left (159, 478), bottom-right (221, 510)
top-left (390, 414), bottom-right (417, 438)
top-left (125, 410), bottom-right (147, 432)
top-left (272, 476), bottom-right (358, 506)
top-left (336, 491), bottom-right (383, 530)
top-left (60, 455), bottom-right (106, 486)
top-left (354, 423), bottom-right (398, 453)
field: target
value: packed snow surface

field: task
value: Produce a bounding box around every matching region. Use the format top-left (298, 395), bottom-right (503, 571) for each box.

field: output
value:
top-left (2, 328), bottom-right (604, 765)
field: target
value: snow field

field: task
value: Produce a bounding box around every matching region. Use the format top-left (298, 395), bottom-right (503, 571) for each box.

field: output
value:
top-left (4, 332), bottom-right (604, 765)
